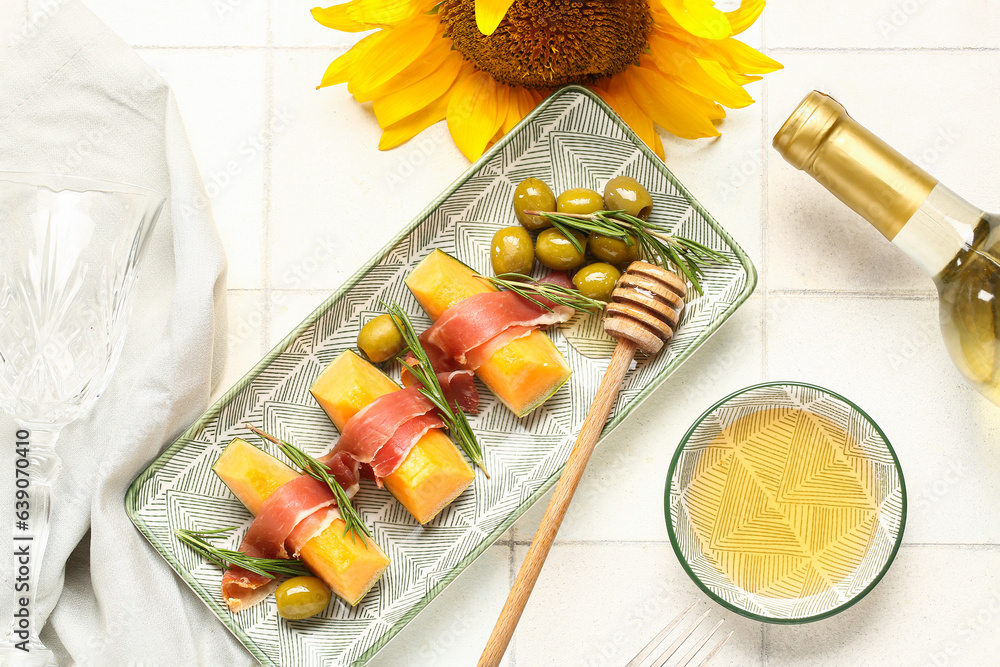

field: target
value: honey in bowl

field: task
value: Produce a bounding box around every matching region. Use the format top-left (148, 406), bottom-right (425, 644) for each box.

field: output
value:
top-left (685, 407), bottom-right (879, 599)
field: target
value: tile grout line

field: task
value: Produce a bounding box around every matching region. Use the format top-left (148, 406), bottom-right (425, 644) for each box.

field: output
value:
top-left (128, 45), bottom-right (1000, 54)
top-left (760, 14), bottom-right (770, 387)
top-left (260, 0), bottom-right (275, 354)
top-left (771, 45), bottom-right (1000, 53)
top-left (134, 44), bottom-right (353, 52)
top-left (759, 24), bottom-right (769, 663)
top-left (508, 538), bottom-right (516, 667)
top-left (234, 286), bottom-right (939, 298)
top-left (502, 539), bottom-right (999, 548)
top-left (769, 289), bottom-right (937, 300)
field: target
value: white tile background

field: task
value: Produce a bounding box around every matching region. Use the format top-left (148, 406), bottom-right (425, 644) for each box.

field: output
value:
top-left (60, 0), bottom-right (1000, 664)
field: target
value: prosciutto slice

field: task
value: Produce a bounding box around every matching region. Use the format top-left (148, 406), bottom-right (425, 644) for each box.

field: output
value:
top-left (286, 505), bottom-right (341, 557)
top-left (324, 385), bottom-right (446, 483)
top-left (240, 476), bottom-right (336, 559)
top-left (221, 475), bottom-right (338, 611)
top-left (370, 412), bottom-right (445, 479)
top-left (334, 387), bottom-right (436, 465)
top-left (463, 325), bottom-right (533, 371)
top-left (324, 449), bottom-right (362, 498)
top-left (421, 273), bottom-right (575, 371)
top-left (400, 353), bottom-right (479, 414)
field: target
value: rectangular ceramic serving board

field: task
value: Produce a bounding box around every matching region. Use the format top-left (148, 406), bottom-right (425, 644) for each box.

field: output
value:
top-left (126, 86), bottom-right (756, 666)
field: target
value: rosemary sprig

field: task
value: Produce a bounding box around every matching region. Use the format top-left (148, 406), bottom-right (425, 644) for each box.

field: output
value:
top-left (479, 273), bottom-right (605, 314)
top-left (175, 527), bottom-right (312, 579)
top-left (245, 424), bottom-right (372, 545)
top-left (524, 209), bottom-right (730, 294)
top-left (384, 302), bottom-right (489, 476)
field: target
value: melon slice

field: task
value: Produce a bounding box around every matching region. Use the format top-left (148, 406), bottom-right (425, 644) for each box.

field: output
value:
top-left (213, 438), bottom-right (389, 606)
top-left (405, 249), bottom-right (572, 417)
top-left (310, 350), bottom-right (475, 524)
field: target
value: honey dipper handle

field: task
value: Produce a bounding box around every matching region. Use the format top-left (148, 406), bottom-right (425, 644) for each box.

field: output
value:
top-left (478, 338), bottom-right (639, 667)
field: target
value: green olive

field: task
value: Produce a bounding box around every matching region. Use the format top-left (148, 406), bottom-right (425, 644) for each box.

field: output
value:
top-left (491, 226), bottom-right (535, 276)
top-left (603, 176), bottom-right (653, 220)
top-left (513, 178), bottom-right (556, 231)
top-left (357, 314), bottom-right (403, 363)
top-left (556, 188), bottom-right (604, 215)
top-left (275, 576), bottom-right (331, 620)
top-left (588, 233), bottom-right (640, 268)
top-left (572, 262), bottom-right (622, 302)
top-left (535, 228), bottom-right (587, 271)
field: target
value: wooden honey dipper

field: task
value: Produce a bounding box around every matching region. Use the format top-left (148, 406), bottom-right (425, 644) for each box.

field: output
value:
top-left (479, 260), bottom-right (687, 667)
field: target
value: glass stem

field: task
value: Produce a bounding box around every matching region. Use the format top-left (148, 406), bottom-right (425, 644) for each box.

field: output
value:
top-left (0, 423), bottom-right (61, 665)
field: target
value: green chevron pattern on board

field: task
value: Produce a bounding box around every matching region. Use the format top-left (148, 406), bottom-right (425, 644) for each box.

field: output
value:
top-left (126, 86), bottom-right (756, 666)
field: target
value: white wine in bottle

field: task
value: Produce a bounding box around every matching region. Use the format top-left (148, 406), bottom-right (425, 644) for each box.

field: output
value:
top-left (774, 91), bottom-right (1000, 405)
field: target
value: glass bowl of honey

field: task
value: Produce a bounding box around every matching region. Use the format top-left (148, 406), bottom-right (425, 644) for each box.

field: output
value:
top-left (665, 382), bottom-right (906, 623)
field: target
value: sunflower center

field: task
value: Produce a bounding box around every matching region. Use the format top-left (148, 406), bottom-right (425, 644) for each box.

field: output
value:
top-left (439, 0), bottom-right (652, 89)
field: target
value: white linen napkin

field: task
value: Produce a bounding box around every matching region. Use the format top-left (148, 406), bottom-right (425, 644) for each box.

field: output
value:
top-left (0, 1), bottom-right (252, 664)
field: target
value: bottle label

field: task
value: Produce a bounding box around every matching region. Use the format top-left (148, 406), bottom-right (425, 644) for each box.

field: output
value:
top-left (892, 184), bottom-right (981, 276)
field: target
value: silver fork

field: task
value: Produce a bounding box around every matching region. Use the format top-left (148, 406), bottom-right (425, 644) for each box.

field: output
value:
top-left (625, 603), bottom-right (733, 667)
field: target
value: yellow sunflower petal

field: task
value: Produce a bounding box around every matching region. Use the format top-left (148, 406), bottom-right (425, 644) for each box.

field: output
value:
top-left (648, 34), bottom-right (753, 109)
top-left (373, 53), bottom-right (464, 127)
top-left (349, 0), bottom-right (436, 25)
top-left (626, 66), bottom-right (720, 139)
top-left (379, 90), bottom-right (451, 150)
top-left (652, 129), bottom-right (664, 157)
top-left (364, 30), bottom-right (451, 100)
top-left (709, 38), bottom-right (783, 74)
top-left (591, 77), bottom-right (663, 159)
top-left (447, 70), bottom-right (503, 160)
top-left (311, 3), bottom-right (369, 31)
top-left (348, 16), bottom-right (439, 100)
top-left (729, 71), bottom-right (762, 85)
top-left (693, 58), bottom-right (755, 108)
top-left (490, 84), bottom-right (511, 140)
top-left (660, 0), bottom-right (732, 40)
top-left (726, 0), bottom-right (765, 35)
top-left (644, 55), bottom-right (727, 120)
top-left (312, 0), bottom-right (434, 30)
top-left (502, 86), bottom-right (537, 134)
top-left (475, 0), bottom-right (516, 36)
top-left (317, 31), bottom-right (384, 89)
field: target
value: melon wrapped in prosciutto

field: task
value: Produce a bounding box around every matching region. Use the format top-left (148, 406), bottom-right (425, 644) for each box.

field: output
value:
top-left (311, 351), bottom-right (475, 525)
top-left (212, 438), bottom-right (389, 610)
top-left (419, 272), bottom-right (574, 372)
top-left (322, 381), bottom-right (476, 485)
top-left (406, 252), bottom-right (574, 418)
top-left (220, 476), bottom-right (339, 611)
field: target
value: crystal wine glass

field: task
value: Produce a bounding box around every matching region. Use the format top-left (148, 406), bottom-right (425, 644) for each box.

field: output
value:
top-left (0, 173), bottom-right (164, 664)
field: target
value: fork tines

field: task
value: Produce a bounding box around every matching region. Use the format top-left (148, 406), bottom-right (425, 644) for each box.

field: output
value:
top-left (625, 603), bottom-right (733, 667)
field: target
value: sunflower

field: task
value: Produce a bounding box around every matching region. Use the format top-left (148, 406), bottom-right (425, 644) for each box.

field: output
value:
top-left (312, 0), bottom-right (781, 160)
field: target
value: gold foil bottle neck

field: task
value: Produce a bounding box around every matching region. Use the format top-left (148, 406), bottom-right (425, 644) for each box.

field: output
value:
top-left (773, 91), bottom-right (938, 240)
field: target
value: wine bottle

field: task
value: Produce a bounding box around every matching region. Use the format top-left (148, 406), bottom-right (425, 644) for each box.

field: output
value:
top-left (774, 91), bottom-right (1000, 405)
